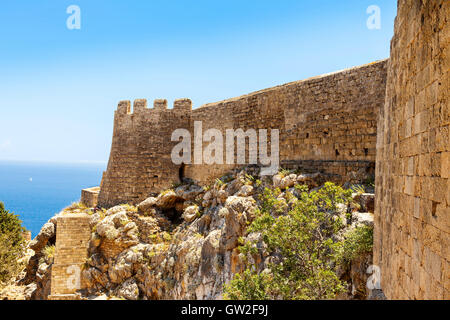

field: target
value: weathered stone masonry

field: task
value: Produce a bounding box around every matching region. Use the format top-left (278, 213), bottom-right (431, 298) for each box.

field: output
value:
top-left (98, 99), bottom-right (192, 208)
top-left (97, 60), bottom-right (388, 208)
top-left (48, 214), bottom-right (91, 300)
top-left (374, 0), bottom-right (449, 300)
top-left (70, 0), bottom-right (448, 300)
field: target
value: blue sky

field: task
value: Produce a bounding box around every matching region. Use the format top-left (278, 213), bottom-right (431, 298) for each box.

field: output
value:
top-left (0, 0), bottom-right (397, 163)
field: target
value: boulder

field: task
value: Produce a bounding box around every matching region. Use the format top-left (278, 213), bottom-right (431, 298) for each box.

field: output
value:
top-left (217, 190), bottom-right (229, 204)
top-left (272, 174), bottom-right (283, 188)
top-left (156, 191), bottom-right (182, 209)
top-left (273, 173), bottom-right (297, 190)
top-left (24, 283), bottom-right (37, 300)
top-left (108, 255), bottom-right (133, 284)
top-left (200, 230), bottom-right (222, 277)
top-left (106, 205), bottom-right (128, 216)
top-left (235, 185), bottom-right (254, 197)
top-left (29, 222), bottom-right (55, 253)
top-left (116, 278), bottom-right (139, 300)
top-left (175, 184), bottom-right (203, 201)
top-left (203, 190), bottom-right (213, 201)
top-left (137, 197), bottom-right (157, 212)
top-left (182, 206), bottom-right (199, 223)
top-left (96, 215), bottom-right (119, 240)
top-left (282, 174), bottom-right (298, 189)
top-left (353, 212), bottom-right (374, 227)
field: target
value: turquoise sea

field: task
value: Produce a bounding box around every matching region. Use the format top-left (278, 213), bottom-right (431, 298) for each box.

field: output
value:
top-left (0, 161), bottom-right (105, 238)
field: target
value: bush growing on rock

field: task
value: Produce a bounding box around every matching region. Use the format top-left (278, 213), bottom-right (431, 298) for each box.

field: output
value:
top-left (225, 183), bottom-right (353, 300)
top-left (337, 225), bottom-right (373, 267)
top-left (0, 202), bottom-right (26, 286)
top-left (42, 245), bottom-right (55, 261)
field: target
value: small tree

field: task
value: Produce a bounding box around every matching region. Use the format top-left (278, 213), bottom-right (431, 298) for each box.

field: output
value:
top-left (0, 202), bottom-right (26, 286)
top-left (225, 183), bottom-right (352, 300)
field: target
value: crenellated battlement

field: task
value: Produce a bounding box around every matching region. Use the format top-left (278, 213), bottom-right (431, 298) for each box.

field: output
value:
top-left (100, 60), bottom-right (388, 210)
top-left (115, 98), bottom-right (192, 115)
top-left (153, 99), bottom-right (167, 110)
top-left (133, 99), bottom-right (148, 113)
top-left (117, 100), bottom-right (131, 114)
top-left (173, 98), bottom-right (192, 111)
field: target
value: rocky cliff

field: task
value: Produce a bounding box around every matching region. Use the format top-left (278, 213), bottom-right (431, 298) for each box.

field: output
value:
top-left (2, 167), bottom-right (379, 300)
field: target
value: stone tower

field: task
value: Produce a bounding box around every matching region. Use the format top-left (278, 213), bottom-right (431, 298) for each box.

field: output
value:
top-left (374, 0), bottom-right (449, 299)
top-left (98, 98), bottom-right (192, 208)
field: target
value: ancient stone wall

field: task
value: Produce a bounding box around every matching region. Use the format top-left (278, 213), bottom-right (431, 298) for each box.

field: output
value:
top-left (280, 61), bottom-right (387, 181)
top-left (98, 60), bottom-right (387, 207)
top-left (48, 214), bottom-right (91, 300)
top-left (98, 99), bottom-right (192, 207)
top-left (81, 187), bottom-right (100, 208)
top-left (374, 0), bottom-right (449, 299)
top-left (188, 60), bottom-right (387, 183)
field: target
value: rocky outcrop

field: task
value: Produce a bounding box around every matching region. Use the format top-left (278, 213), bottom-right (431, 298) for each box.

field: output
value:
top-left (17, 214), bottom-right (61, 300)
top-left (9, 167), bottom-right (377, 301)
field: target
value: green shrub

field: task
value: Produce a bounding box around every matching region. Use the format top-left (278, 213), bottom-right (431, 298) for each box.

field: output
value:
top-left (224, 183), bottom-right (352, 300)
top-left (337, 225), bottom-right (373, 266)
top-left (0, 202), bottom-right (26, 286)
top-left (215, 178), bottom-right (225, 188)
top-left (160, 189), bottom-right (174, 196)
top-left (64, 202), bottom-right (88, 212)
top-left (278, 168), bottom-right (292, 178)
top-left (224, 269), bottom-right (272, 300)
top-left (120, 203), bottom-right (138, 213)
top-left (244, 174), bottom-right (255, 185)
top-left (350, 184), bottom-right (366, 195)
top-left (42, 245), bottom-right (56, 260)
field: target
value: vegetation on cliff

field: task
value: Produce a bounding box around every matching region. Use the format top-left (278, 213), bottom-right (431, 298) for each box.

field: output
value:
top-left (0, 202), bottom-right (26, 287)
top-left (5, 167), bottom-right (376, 300)
top-left (224, 183), bottom-right (374, 300)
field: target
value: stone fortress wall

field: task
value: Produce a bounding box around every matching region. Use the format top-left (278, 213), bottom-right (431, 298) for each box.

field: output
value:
top-left (374, 0), bottom-right (449, 300)
top-left (71, 0), bottom-right (448, 300)
top-left (48, 214), bottom-right (91, 300)
top-left (98, 99), bottom-right (192, 208)
top-left (97, 60), bottom-right (388, 208)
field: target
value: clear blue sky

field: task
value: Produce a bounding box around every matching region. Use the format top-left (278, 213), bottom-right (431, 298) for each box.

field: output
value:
top-left (0, 0), bottom-right (397, 163)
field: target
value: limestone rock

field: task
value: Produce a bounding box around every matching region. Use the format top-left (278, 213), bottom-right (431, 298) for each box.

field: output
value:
top-left (221, 196), bottom-right (256, 250)
top-left (272, 174), bottom-right (283, 188)
top-left (156, 191), bottom-right (181, 209)
top-left (137, 197), bottom-right (157, 212)
top-left (236, 185), bottom-right (254, 197)
top-left (108, 255), bottom-right (133, 284)
top-left (353, 212), bottom-right (374, 227)
top-left (24, 283), bottom-right (37, 300)
top-left (182, 205), bottom-right (199, 223)
top-left (296, 173), bottom-right (321, 188)
top-left (349, 252), bottom-right (373, 299)
top-left (96, 215), bottom-right (119, 240)
top-left (357, 193), bottom-right (375, 213)
top-left (273, 173), bottom-right (298, 190)
top-left (116, 278), bottom-right (139, 300)
top-left (175, 184), bottom-right (203, 201)
top-left (203, 190), bottom-right (213, 201)
top-left (29, 222), bottom-right (55, 253)
top-left (200, 230), bottom-right (222, 277)
top-left (106, 205), bottom-right (128, 216)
